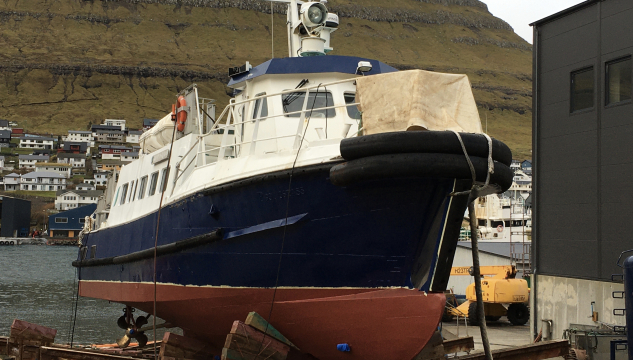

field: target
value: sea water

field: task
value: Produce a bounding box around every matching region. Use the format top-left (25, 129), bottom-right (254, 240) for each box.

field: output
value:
top-left (0, 245), bottom-right (170, 345)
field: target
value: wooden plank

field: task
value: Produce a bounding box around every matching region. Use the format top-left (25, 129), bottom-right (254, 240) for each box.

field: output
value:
top-left (40, 346), bottom-right (140, 360)
top-left (456, 340), bottom-right (569, 360)
top-left (10, 320), bottom-right (56, 343)
top-left (229, 322), bottom-right (290, 356)
top-left (244, 313), bottom-right (297, 349)
top-left (222, 348), bottom-right (257, 360)
top-left (443, 337), bottom-right (475, 354)
top-left (224, 334), bottom-right (287, 360)
top-left (159, 332), bottom-right (218, 360)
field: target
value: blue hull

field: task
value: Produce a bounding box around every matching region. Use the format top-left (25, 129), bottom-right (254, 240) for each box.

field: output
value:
top-left (79, 164), bottom-right (469, 292)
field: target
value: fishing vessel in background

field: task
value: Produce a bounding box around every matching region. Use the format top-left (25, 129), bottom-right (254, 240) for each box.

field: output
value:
top-left (73, 1), bottom-right (514, 358)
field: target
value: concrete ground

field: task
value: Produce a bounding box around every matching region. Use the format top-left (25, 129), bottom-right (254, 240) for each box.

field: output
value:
top-left (441, 318), bottom-right (564, 359)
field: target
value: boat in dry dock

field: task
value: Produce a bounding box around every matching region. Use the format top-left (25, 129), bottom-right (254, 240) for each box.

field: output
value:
top-left (72, 1), bottom-right (514, 358)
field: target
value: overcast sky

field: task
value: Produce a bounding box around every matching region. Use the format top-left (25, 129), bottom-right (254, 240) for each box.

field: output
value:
top-left (480, 0), bottom-right (586, 44)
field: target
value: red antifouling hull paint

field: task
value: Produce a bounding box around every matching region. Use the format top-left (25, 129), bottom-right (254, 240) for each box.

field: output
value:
top-left (80, 281), bottom-right (445, 359)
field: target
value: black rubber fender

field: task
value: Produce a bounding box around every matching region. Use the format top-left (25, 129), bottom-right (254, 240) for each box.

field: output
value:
top-left (340, 131), bottom-right (512, 166)
top-left (329, 153), bottom-right (514, 191)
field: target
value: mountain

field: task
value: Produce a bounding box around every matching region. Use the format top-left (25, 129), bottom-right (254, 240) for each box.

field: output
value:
top-left (0, 0), bottom-right (532, 159)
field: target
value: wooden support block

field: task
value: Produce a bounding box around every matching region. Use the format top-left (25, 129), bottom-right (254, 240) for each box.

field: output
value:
top-left (229, 322), bottom-right (290, 356)
top-left (224, 333), bottom-right (287, 360)
top-left (10, 320), bottom-right (56, 344)
top-left (244, 312), bottom-right (297, 350)
top-left (159, 332), bottom-right (218, 360)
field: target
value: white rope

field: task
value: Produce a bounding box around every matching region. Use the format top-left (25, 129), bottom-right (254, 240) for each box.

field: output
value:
top-left (450, 130), bottom-right (495, 197)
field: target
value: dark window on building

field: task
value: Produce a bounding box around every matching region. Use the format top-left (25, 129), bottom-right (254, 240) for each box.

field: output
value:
top-left (282, 91), bottom-right (335, 118)
top-left (344, 93), bottom-right (361, 120)
top-left (55, 217), bottom-right (68, 223)
top-left (148, 171), bottom-right (159, 196)
top-left (606, 57), bottom-right (631, 106)
top-left (570, 67), bottom-right (594, 113)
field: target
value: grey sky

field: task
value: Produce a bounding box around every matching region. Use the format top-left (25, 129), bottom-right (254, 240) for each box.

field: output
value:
top-left (480, 0), bottom-right (586, 44)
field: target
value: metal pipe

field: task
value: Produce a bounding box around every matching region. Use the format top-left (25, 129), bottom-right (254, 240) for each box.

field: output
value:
top-left (468, 195), bottom-right (493, 360)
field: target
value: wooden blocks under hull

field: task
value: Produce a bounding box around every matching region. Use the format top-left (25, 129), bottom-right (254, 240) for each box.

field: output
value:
top-left (7, 319), bottom-right (57, 360)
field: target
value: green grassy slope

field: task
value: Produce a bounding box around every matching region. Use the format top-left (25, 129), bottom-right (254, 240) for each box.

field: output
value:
top-left (0, 0), bottom-right (533, 159)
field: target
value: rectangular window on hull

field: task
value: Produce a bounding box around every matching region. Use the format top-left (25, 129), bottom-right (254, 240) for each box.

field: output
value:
top-left (148, 171), bottom-right (159, 196)
top-left (606, 57), bottom-right (632, 106)
top-left (120, 183), bottom-right (129, 205)
top-left (138, 176), bottom-right (148, 200)
top-left (570, 67), bottom-right (594, 113)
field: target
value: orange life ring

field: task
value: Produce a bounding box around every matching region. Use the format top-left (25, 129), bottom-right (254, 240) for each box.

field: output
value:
top-left (175, 95), bottom-right (188, 132)
top-left (497, 225), bottom-right (504, 232)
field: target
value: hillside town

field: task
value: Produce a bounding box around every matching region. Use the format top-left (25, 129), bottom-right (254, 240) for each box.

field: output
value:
top-left (0, 118), bottom-right (151, 241)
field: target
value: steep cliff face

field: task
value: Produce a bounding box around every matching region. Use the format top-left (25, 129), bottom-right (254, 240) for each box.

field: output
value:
top-left (0, 0), bottom-right (532, 158)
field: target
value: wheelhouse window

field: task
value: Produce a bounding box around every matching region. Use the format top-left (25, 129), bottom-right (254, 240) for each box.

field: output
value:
top-left (128, 180), bottom-right (136, 202)
top-left (137, 176), bottom-right (148, 200)
top-left (252, 93), bottom-right (268, 121)
top-left (282, 91), bottom-right (335, 118)
top-left (570, 67), bottom-right (594, 113)
top-left (606, 57), bottom-right (631, 106)
top-left (148, 171), bottom-right (159, 196)
top-left (120, 183), bottom-right (129, 205)
top-left (344, 93), bottom-right (361, 120)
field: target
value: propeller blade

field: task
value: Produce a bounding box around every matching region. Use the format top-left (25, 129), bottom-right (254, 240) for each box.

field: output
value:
top-left (136, 333), bottom-right (149, 348)
top-left (116, 334), bottom-right (131, 348)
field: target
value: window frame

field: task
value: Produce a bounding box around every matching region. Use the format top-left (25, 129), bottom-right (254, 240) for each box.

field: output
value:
top-left (252, 92), bottom-right (269, 122)
top-left (570, 66), bottom-right (595, 114)
top-left (605, 56), bottom-right (632, 107)
top-left (282, 91), bottom-right (336, 118)
top-left (159, 168), bottom-right (170, 193)
top-left (120, 183), bottom-right (129, 205)
top-left (148, 171), bottom-right (159, 196)
top-left (138, 175), bottom-right (148, 200)
top-left (55, 217), bottom-right (68, 223)
top-left (344, 92), bottom-right (361, 120)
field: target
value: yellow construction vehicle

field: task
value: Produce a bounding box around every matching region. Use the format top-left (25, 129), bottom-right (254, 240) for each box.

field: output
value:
top-left (445, 265), bottom-right (529, 326)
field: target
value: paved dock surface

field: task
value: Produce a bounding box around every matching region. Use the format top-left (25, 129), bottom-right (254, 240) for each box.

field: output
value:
top-left (442, 319), bottom-right (564, 359)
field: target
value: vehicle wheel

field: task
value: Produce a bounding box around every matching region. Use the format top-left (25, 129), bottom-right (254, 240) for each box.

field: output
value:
top-left (467, 302), bottom-right (481, 326)
top-left (507, 303), bottom-right (529, 325)
top-left (485, 315), bottom-right (502, 322)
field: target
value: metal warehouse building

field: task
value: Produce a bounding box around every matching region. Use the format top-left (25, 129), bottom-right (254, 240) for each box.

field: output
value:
top-left (531, 0), bottom-right (632, 341)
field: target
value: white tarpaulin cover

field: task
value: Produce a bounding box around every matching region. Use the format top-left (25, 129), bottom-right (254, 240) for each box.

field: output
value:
top-left (356, 70), bottom-right (483, 134)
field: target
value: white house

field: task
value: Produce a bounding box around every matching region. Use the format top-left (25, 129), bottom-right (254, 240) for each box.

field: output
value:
top-left (57, 153), bottom-right (86, 168)
top-left (19, 154), bottom-right (50, 169)
top-left (3, 173), bottom-right (20, 190)
top-left (126, 130), bottom-right (142, 143)
top-left (19, 136), bottom-right (54, 149)
top-left (20, 171), bottom-right (66, 191)
top-left (94, 171), bottom-right (110, 186)
top-left (121, 152), bottom-right (139, 163)
top-left (55, 189), bottom-right (103, 210)
top-left (104, 119), bottom-right (126, 131)
top-left (77, 182), bottom-right (96, 191)
top-left (35, 163), bottom-right (72, 178)
top-left (65, 130), bottom-right (95, 146)
top-left (0, 156), bottom-right (4, 168)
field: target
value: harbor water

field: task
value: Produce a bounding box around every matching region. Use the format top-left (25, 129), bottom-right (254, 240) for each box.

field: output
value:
top-left (0, 245), bottom-right (172, 345)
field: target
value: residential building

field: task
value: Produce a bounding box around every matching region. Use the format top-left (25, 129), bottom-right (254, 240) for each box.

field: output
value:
top-left (20, 171), bottom-right (66, 191)
top-left (126, 130), bottom-right (142, 143)
top-left (0, 196), bottom-right (30, 237)
top-left (61, 142), bottom-right (89, 154)
top-left (0, 130), bottom-right (11, 147)
top-left (99, 145), bottom-right (132, 159)
top-left (11, 128), bottom-right (24, 137)
top-left (96, 130), bottom-right (125, 143)
top-left (32, 149), bottom-right (52, 156)
top-left (77, 182), bottom-right (96, 191)
top-left (57, 153), bottom-right (86, 168)
top-left (19, 154), bottom-right (50, 169)
top-left (34, 163), bottom-right (72, 178)
top-left (48, 203), bottom-right (96, 238)
top-left (19, 136), bottom-right (54, 149)
top-left (55, 189), bottom-right (102, 210)
top-left (65, 130), bottom-right (95, 146)
top-left (510, 160), bottom-right (521, 173)
top-left (91, 124), bottom-right (121, 136)
top-left (99, 160), bottom-right (123, 172)
top-left (3, 173), bottom-right (20, 191)
top-left (143, 118), bottom-right (159, 130)
top-left (520, 160), bottom-right (532, 175)
top-left (531, 0), bottom-right (633, 341)
top-left (94, 171), bottom-right (110, 186)
top-left (0, 119), bottom-right (10, 131)
top-left (104, 119), bottom-right (126, 130)
top-left (121, 152), bottom-right (139, 163)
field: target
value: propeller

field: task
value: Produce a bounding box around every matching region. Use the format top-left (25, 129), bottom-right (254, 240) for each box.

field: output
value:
top-left (116, 321), bottom-right (173, 348)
